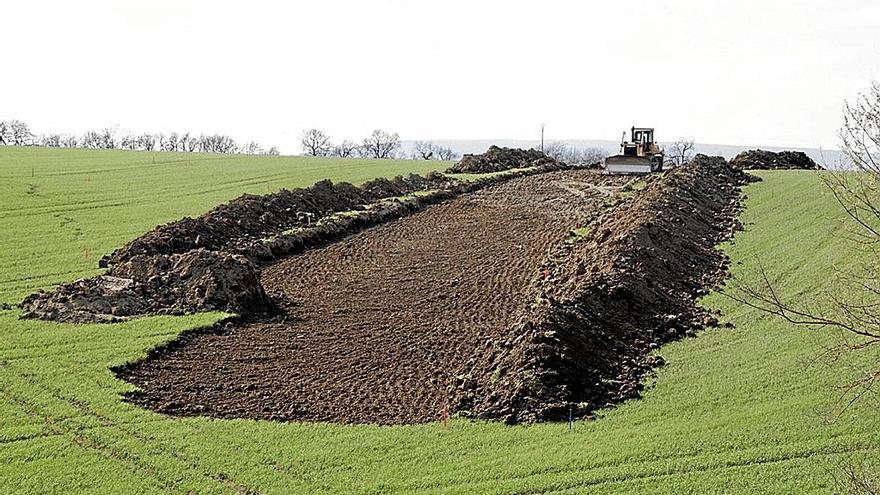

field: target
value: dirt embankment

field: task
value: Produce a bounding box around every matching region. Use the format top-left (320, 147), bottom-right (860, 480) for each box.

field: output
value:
top-left (730, 149), bottom-right (821, 170)
top-left (446, 145), bottom-right (557, 173)
top-left (453, 155), bottom-right (757, 423)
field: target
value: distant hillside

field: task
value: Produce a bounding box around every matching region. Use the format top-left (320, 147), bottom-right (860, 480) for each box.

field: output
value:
top-left (402, 139), bottom-right (845, 168)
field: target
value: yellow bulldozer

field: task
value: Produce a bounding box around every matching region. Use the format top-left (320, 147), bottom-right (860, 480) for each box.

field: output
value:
top-left (604, 127), bottom-right (664, 174)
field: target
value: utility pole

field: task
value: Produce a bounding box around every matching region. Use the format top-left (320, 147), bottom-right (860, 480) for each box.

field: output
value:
top-left (540, 123), bottom-right (545, 153)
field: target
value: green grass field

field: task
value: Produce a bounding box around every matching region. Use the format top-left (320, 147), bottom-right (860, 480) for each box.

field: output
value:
top-left (0, 148), bottom-right (877, 494)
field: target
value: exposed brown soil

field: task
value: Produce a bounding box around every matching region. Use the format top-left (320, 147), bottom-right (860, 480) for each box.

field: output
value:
top-left (454, 155), bottom-right (757, 422)
top-left (446, 145), bottom-right (557, 173)
top-left (101, 172), bottom-right (453, 265)
top-left (730, 149), bottom-right (822, 170)
top-left (115, 170), bottom-right (631, 424)
top-left (21, 250), bottom-right (268, 323)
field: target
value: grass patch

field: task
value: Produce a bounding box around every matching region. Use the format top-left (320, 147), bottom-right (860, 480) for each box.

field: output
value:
top-left (0, 150), bottom-right (877, 493)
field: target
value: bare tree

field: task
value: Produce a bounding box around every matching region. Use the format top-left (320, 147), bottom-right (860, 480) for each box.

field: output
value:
top-left (665, 137), bottom-right (695, 167)
top-left (413, 140), bottom-right (436, 160)
top-left (7, 120), bottom-right (33, 146)
top-left (729, 82), bottom-right (880, 411)
top-left (300, 129), bottom-right (331, 156)
top-left (118, 134), bottom-right (137, 150)
top-left (60, 134), bottom-right (78, 148)
top-left (179, 132), bottom-right (195, 152)
top-left (198, 134), bottom-right (237, 153)
top-left (542, 141), bottom-right (568, 161)
top-left (80, 130), bottom-right (101, 149)
top-left (1, 121), bottom-right (274, 155)
top-left (361, 129), bottom-right (400, 159)
top-left (558, 146), bottom-right (608, 166)
top-left (265, 146), bottom-right (280, 156)
top-left (83, 128), bottom-right (117, 149)
top-left (158, 133), bottom-right (176, 152)
top-left (241, 140), bottom-right (264, 155)
top-left (435, 145), bottom-right (460, 161)
top-left (329, 140), bottom-right (358, 158)
top-left (40, 134), bottom-right (62, 147)
top-left (136, 133), bottom-right (156, 151)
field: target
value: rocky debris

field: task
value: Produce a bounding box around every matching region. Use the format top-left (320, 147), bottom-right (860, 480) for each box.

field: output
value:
top-left (446, 146), bottom-right (559, 174)
top-left (451, 158), bottom-right (754, 423)
top-left (22, 250), bottom-right (267, 323)
top-left (730, 149), bottom-right (821, 170)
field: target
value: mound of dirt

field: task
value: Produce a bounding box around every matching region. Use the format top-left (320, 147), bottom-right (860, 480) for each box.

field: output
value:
top-left (22, 250), bottom-right (267, 323)
top-left (446, 145), bottom-right (558, 174)
top-left (730, 149), bottom-right (821, 170)
top-left (101, 173), bottom-right (453, 267)
top-left (451, 155), bottom-right (756, 423)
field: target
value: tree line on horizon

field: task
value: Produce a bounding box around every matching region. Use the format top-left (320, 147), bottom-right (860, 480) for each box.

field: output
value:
top-left (300, 128), bottom-right (462, 161)
top-left (0, 119), bottom-right (280, 155)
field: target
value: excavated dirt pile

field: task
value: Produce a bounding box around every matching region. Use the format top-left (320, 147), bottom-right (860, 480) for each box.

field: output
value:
top-left (22, 250), bottom-right (267, 323)
top-left (446, 145), bottom-right (558, 173)
top-left (101, 172), bottom-right (452, 266)
top-left (730, 149), bottom-right (821, 170)
top-left (452, 155), bottom-right (757, 423)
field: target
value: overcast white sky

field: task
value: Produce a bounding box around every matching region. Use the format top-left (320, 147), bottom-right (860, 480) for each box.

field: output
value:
top-left (4, 0), bottom-right (880, 153)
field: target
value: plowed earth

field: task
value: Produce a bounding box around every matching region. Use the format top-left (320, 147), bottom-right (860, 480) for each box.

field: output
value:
top-left (118, 170), bottom-right (629, 424)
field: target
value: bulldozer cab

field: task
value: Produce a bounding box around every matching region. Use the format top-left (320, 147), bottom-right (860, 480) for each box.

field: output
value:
top-left (632, 128), bottom-right (654, 146)
top-left (623, 127), bottom-right (655, 156)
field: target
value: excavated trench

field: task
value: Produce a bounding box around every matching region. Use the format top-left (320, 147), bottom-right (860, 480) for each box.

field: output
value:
top-left (23, 149), bottom-right (755, 425)
top-left (112, 158), bottom-right (753, 425)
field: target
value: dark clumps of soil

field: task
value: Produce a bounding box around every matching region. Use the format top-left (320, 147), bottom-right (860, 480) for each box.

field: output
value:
top-left (730, 149), bottom-right (822, 170)
top-left (446, 145), bottom-right (558, 174)
top-left (452, 155), bottom-right (757, 423)
top-left (22, 250), bottom-right (268, 323)
top-left (100, 172), bottom-right (452, 266)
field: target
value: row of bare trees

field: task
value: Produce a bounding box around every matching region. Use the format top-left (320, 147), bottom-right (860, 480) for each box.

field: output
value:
top-left (301, 129), bottom-right (461, 161)
top-left (541, 141), bottom-right (609, 165)
top-left (412, 140), bottom-right (460, 161)
top-left (0, 119), bottom-right (279, 155)
top-left (301, 129), bottom-right (399, 159)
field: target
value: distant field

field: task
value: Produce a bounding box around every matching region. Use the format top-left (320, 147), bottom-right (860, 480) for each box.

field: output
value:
top-left (0, 148), bottom-right (877, 494)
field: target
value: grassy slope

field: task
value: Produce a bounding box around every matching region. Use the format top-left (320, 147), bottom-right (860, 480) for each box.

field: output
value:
top-left (0, 149), bottom-right (877, 494)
